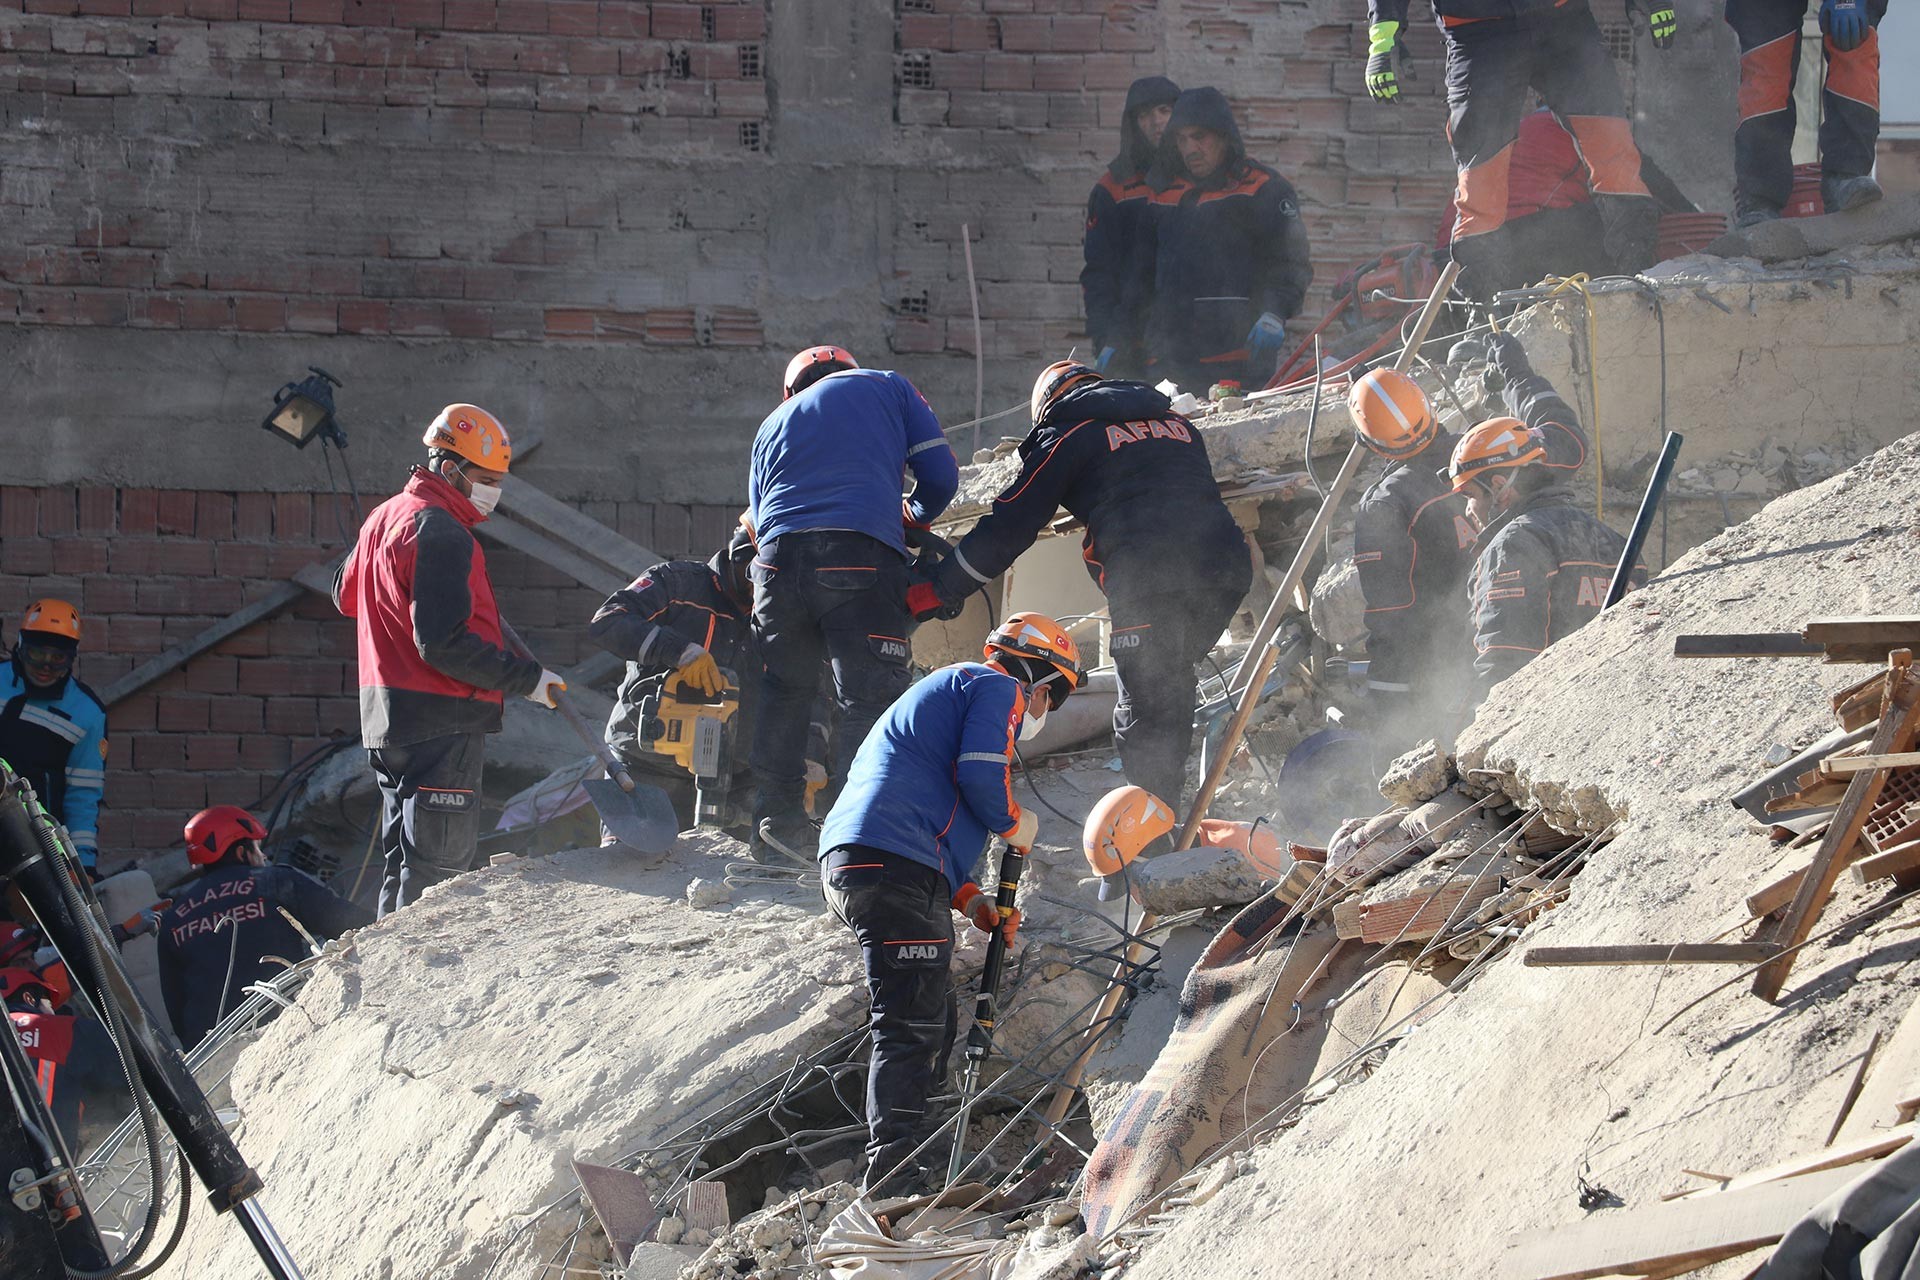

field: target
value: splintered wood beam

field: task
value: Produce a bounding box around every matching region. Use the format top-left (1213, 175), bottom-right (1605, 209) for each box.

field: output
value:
top-left (1824, 751), bottom-right (1920, 775)
top-left (1673, 633), bottom-right (1823, 659)
top-left (1803, 618), bottom-right (1920, 649)
top-left (1524, 944), bottom-right (1780, 968)
top-left (1852, 838), bottom-right (1920, 887)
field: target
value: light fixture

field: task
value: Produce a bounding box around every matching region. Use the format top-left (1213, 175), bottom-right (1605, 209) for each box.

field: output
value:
top-left (261, 366), bottom-right (346, 449)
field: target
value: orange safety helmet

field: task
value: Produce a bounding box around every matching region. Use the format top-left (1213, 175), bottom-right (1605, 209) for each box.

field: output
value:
top-left (19, 599), bottom-right (81, 644)
top-left (1030, 359), bottom-right (1102, 425)
top-left (984, 611), bottom-right (1085, 709)
top-left (1445, 416), bottom-right (1543, 493)
top-left (782, 345), bottom-right (859, 399)
top-left (1347, 368), bottom-right (1437, 461)
top-left (185, 804), bottom-right (269, 866)
top-left (1083, 785), bottom-right (1176, 876)
top-left (422, 404), bottom-right (513, 474)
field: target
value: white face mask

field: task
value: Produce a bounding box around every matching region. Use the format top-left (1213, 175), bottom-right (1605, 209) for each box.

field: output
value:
top-left (467, 481), bottom-right (503, 516)
top-left (1019, 700), bottom-right (1049, 742)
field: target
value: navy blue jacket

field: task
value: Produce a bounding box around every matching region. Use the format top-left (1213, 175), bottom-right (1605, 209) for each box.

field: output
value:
top-left (748, 368), bottom-right (958, 556)
top-left (934, 380), bottom-right (1248, 610)
top-left (0, 660), bottom-right (106, 867)
top-left (820, 663), bottom-right (1026, 897)
top-left (157, 862), bottom-right (371, 1047)
top-left (1082, 75), bottom-right (1180, 358)
top-left (1145, 89), bottom-right (1313, 384)
top-left (589, 559), bottom-right (753, 761)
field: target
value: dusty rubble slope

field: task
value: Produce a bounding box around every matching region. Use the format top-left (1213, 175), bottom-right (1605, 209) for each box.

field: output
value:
top-left (1126, 434), bottom-right (1920, 1278)
top-left (154, 836), bottom-right (864, 1280)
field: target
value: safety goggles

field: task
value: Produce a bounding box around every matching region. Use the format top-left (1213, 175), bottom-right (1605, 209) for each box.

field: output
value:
top-left (16, 643), bottom-right (73, 676)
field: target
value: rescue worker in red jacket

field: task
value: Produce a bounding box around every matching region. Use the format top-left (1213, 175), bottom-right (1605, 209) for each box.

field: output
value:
top-left (1143, 87), bottom-right (1313, 394)
top-left (334, 405), bottom-right (567, 917)
top-left (1081, 75), bottom-right (1179, 378)
top-left (1725, 0), bottom-right (1885, 227)
top-left (1347, 333), bottom-right (1590, 740)
top-left (919, 361), bottom-right (1251, 811)
top-left (1365, 0), bottom-right (1666, 298)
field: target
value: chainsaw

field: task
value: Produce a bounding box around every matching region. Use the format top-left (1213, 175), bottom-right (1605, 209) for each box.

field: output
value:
top-left (636, 668), bottom-right (742, 828)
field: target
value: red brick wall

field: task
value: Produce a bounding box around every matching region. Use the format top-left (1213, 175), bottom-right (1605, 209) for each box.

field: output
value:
top-left (0, 0), bottom-right (770, 345)
top-left (0, 484), bottom-right (736, 867)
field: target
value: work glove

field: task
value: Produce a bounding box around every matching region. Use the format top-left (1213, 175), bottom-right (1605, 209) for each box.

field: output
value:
top-left (673, 644), bottom-right (727, 698)
top-left (1006, 807), bottom-right (1039, 854)
top-left (901, 498), bottom-right (932, 535)
top-left (1641, 0), bottom-right (1677, 48)
top-left (951, 883), bottom-right (1020, 945)
top-left (1365, 21), bottom-right (1402, 103)
top-left (1820, 0), bottom-right (1869, 51)
top-left (906, 578), bottom-right (963, 624)
top-left (114, 905), bottom-right (165, 943)
top-left (1245, 312), bottom-right (1288, 375)
top-left (1484, 330), bottom-right (1532, 380)
top-left (525, 669), bottom-right (567, 708)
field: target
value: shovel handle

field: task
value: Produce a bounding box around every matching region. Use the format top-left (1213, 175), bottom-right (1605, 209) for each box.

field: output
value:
top-left (498, 618), bottom-right (639, 795)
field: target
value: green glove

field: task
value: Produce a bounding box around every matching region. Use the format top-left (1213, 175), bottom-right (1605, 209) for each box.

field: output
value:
top-left (1645, 2), bottom-right (1676, 47)
top-left (1366, 21), bottom-right (1401, 103)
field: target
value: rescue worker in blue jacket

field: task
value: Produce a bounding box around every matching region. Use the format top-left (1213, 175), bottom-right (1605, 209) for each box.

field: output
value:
top-left (1143, 87), bottom-right (1313, 395)
top-left (1346, 334), bottom-right (1589, 745)
top-left (919, 361), bottom-right (1250, 811)
top-left (157, 805), bottom-right (371, 1049)
top-left (1081, 74), bottom-right (1179, 378)
top-left (0, 601), bottom-right (107, 872)
top-left (589, 526), bottom-right (758, 833)
top-left (819, 612), bottom-right (1084, 1195)
top-left (746, 345), bottom-right (960, 863)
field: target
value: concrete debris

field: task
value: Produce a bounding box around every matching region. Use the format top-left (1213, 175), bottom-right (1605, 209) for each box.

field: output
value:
top-left (623, 1241), bottom-right (702, 1280)
top-left (687, 877), bottom-right (732, 909)
top-left (1308, 555), bottom-right (1367, 649)
top-left (1126, 842), bottom-right (1280, 915)
top-left (1378, 740), bottom-right (1457, 807)
top-left (1707, 194), bottom-right (1920, 264)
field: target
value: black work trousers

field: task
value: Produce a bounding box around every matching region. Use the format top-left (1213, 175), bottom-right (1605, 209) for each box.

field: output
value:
top-left (1108, 572), bottom-right (1248, 814)
top-left (368, 731), bottom-right (485, 919)
top-left (1726, 0), bottom-right (1885, 211)
top-left (1442, 2), bottom-right (1655, 297)
top-left (749, 531), bottom-right (912, 826)
top-left (820, 844), bottom-right (958, 1192)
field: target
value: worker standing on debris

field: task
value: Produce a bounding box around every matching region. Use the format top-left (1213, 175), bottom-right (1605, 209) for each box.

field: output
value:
top-left (1143, 87), bottom-right (1313, 395)
top-left (919, 360), bottom-right (1251, 811)
top-left (745, 347), bottom-right (959, 864)
top-left (1366, 0), bottom-right (1663, 297)
top-left (157, 805), bottom-right (372, 1048)
top-left (1725, 0), bottom-right (1885, 226)
top-left (335, 405), bottom-right (566, 917)
top-left (589, 526), bottom-right (759, 834)
top-left (819, 612), bottom-right (1084, 1195)
top-left (1082, 75), bottom-right (1180, 378)
top-left (0, 601), bottom-right (107, 873)
top-left (1449, 337), bottom-right (1638, 696)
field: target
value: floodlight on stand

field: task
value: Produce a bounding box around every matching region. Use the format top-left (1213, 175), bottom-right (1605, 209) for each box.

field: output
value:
top-left (262, 367), bottom-right (346, 449)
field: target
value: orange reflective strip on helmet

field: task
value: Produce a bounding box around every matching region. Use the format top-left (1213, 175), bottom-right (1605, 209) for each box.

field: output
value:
top-left (1563, 115), bottom-right (1652, 198)
top-left (20, 599), bottom-right (81, 643)
top-left (1452, 141), bottom-right (1515, 241)
top-left (1737, 34), bottom-right (1797, 121)
top-left (1825, 29), bottom-right (1880, 109)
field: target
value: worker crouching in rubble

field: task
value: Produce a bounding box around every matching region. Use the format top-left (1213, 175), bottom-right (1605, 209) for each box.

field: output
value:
top-left (920, 361), bottom-right (1250, 813)
top-left (588, 526), bottom-right (758, 836)
top-left (819, 612), bottom-right (1084, 1196)
top-left (158, 806), bottom-right (371, 1049)
top-left (1446, 341), bottom-right (1644, 697)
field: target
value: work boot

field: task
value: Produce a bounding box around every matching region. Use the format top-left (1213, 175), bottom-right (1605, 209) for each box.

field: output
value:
top-left (1822, 174), bottom-right (1883, 215)
top-left (1734, 200), bottom-right (1781, 230)
top-left (752, 814), bottom-right (817, 867)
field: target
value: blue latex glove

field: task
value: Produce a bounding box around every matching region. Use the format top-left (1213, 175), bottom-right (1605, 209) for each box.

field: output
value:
top-left (1821, 0), bottom-right (1868, 51)
top-left (1094, 346), bottom-right (1116, 372)
top-left (1246, 312), bottom-right (1287, 372)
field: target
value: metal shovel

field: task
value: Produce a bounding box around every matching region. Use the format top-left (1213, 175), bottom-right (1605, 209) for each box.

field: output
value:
top-left (500, 620), bottom-right (679, 855)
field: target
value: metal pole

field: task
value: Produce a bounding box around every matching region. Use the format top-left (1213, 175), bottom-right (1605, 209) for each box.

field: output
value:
top-left (962, 223), bottom-right (985, 458)
top-left (1605, 430), bottom-right (1682, 607)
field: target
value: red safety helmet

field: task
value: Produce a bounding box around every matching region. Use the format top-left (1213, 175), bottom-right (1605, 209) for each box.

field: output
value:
top-left (782, 345), bottom-right (859, 399)
top-left (185, 805), bottom-right (269, 866)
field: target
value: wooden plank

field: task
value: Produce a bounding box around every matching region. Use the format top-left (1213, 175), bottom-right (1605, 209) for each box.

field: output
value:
top-left (1525, 944), bottom-right (1780, 968)
top-left (1749, 861), bottom-right (1815, 919)
top-left (1826, 1030), bottom-right (1884, 1146)
top-left (1679, 1125), bottom-right (1912, 1198)
top-left (1673, 633), bottom-right (1823, 659)
top-left (1497, 1163), bottom-right (1868, 1280)
top-left (1803, 617), bottom-right (1920, 648)
top-left (1756, 660), bottom-right (1920, 1000)
top-left (1852, 837), bottom-right (1920, 886)
top-left (1841, 995), bottom-right (1920, 1144)
top-left (1835, 672), bottom-right (1885, 731)
top-left (498, 475), bottom-right (662, 579)
top-left (479, 515), bottom-right (629, 596)
top-left (1825, 752), bottom-right (1920, 774)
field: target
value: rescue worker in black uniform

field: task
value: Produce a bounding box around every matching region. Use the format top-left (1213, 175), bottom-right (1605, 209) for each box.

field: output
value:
top-left (1447, 342), bottom-right (1643, 700)
top-left (1725, 0), bottom-right (1885, 226)
top-left (157, 805), bottom-right (371, 1049)
top-left (1143, 87), bottom-right (1313, 395)
top-left (1346, 335), bottom-right (1590, 743)
top-left (589, 527), bottom-right (758, 834)
top-left (917, 361), bottom-right (1252, 811)
top-left (1081, 75), bottom-right (1179, 378)
top-left (1364, 0), bottom-right (1667, 298)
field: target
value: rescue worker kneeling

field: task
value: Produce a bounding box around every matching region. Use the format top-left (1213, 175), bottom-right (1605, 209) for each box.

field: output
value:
top-left (818, 612), bottom-right (1085, 1196)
